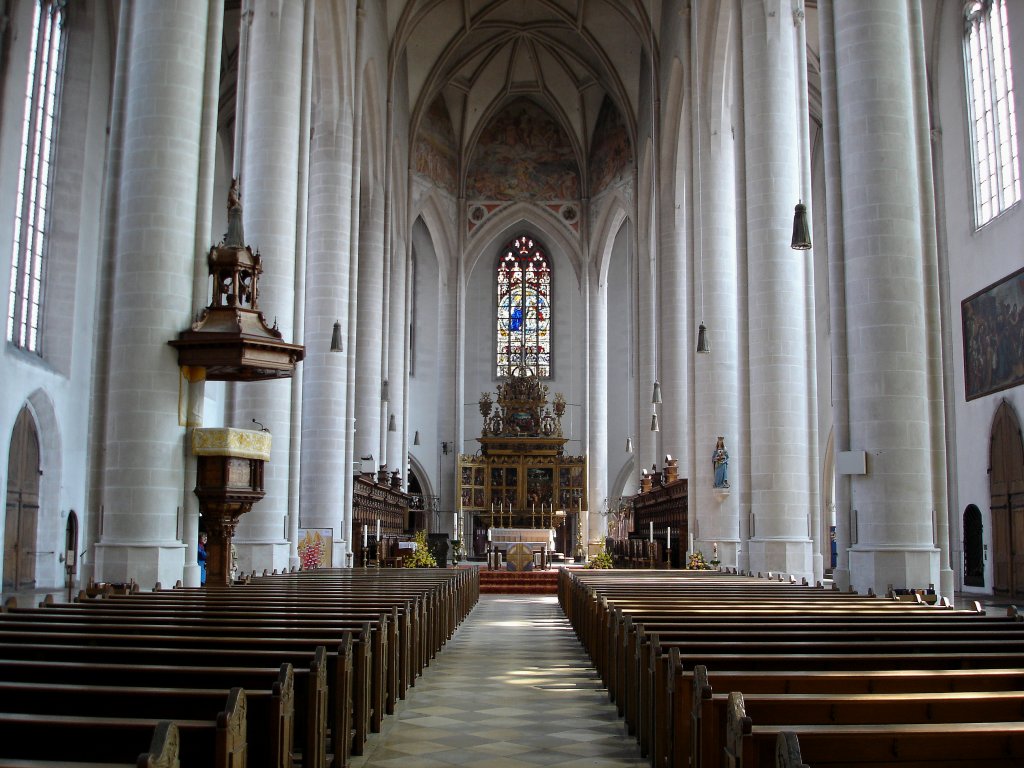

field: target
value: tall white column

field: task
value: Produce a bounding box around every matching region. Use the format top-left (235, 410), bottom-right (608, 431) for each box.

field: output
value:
top-left (587, 260), bottom-right (608, 548)
top-left (354, 184), bottom-right (386, 463)
top-left (693, 112), bottom-right (741, 568)
top-left (741, 0), bottom-right (813, 582)
top-left (95, 2), bottom-right (210, 588)
top-left (385, 239), bottom-right (409, 482)
top-left (233, 0), bottom-right (306, 574)
top-left (300, 110), bottom-right (354, 564)
top-left (827, 1), bottom-right (941, 596)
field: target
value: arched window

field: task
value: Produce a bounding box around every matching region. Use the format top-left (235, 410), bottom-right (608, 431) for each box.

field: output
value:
top-left (7, 0), bottom-right (66, 352)
top-left (963, 0), bottom-right (1021, 227)
top-left (496, 234), bottom-right (551, 378)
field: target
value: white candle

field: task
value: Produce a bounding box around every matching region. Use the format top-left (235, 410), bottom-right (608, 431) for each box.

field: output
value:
top-left (667, 526), bottom-right (671, 549)
top-left (362, 524), bottom-right (367, 548)
top-left (376, 519), bottom-right (381, 540)
top-left (453, 513), bottom-right (458, 535)
top-left (487, 528), bottom-right (492, 542)
top-left (649, 521), bottom-right (654, 543)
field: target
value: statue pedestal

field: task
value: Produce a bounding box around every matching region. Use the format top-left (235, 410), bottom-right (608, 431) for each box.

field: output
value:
top-left (193, 428), bottom-right (271, 586)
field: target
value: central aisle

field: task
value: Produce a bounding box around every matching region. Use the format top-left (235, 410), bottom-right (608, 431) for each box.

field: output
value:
top-left (352, 593), bottom-right (646, 767)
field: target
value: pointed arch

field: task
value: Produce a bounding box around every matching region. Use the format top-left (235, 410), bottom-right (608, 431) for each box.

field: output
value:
top-left (990, 400), bottom-right (1024, 594)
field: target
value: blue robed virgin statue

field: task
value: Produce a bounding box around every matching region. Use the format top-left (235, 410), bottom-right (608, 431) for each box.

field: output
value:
top-left (712, 436), bottom-right (729, 488)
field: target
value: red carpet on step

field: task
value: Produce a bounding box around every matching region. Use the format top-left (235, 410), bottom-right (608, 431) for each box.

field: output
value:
top-left (478, 569), bottom-right (560, 594)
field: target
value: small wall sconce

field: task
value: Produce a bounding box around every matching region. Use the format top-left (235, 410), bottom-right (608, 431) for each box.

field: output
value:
top-left (330, 320), bottom-right (343, 352)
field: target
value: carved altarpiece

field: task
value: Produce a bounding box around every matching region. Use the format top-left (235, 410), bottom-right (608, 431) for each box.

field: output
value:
top-left (459, 375), bottom-right (587, 558)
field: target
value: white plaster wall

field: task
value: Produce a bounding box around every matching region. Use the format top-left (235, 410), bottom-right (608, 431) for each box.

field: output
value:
top-left (936, 0), bottom-right (1024, 595)
top-left (0, 4), bottom-right (113, 591)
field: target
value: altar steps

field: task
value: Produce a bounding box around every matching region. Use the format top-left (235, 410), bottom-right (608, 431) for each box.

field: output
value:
top-left (478, 569), bottom-right (560, 594)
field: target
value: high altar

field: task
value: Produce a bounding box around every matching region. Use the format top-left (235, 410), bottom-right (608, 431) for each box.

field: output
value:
top-left (459, 374), bottom-right (586, 560)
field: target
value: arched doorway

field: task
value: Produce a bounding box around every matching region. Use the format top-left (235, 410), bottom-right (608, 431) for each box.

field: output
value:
top-left (4, 406), bottom-right (41, 590)
top-left (963, 504), bottom-right (985, 588)
top-left (991, 402), bottom-right (1024, 596)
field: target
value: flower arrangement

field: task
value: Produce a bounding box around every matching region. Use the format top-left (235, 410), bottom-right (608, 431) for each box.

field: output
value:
top-left (686, 550), bottom-right (715, 570)
top-left (586, 540), bottom-right (614, 569)
top-left (403, 529), bottom-right (438, 568)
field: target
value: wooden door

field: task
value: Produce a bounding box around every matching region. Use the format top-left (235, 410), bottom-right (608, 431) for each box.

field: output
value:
top-left (991, 402), bottom-right (1024, 596)
top-left (4, 407), bottom-right (40, 590)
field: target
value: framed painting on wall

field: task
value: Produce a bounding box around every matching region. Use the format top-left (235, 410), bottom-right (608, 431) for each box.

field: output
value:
top-left (961, 266), bottom-right (1024, 401)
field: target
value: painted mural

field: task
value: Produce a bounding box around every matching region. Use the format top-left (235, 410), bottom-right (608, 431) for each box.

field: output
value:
top-left (589, 95), bottom-right (632, 196)
top-left (414, 95), bottom-right (458, 195)
top-left (467, 98), bottom-right (579, 200)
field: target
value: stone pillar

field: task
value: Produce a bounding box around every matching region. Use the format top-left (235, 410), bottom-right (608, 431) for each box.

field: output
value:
top-left (587, 261), bottom-right (609, 549)
top-left (354, 183), bottom-right (386, 463)
top-left (741, 0), bottom-right (813, 582)
top-left (385, 241), bottom-right (409, 483)
top-left (693, 108), bottom-right (741, 569)
top-left (94, 1), bottom-right (211, 589)
top-left (233, 0), bottom-right (306, 574)
top-left (825, 1), bottom-right (941, 596)
top-left (301, 109), bottom-right (355, 563)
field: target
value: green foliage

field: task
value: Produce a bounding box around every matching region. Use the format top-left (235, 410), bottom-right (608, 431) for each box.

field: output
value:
top-left (585, 540), bottom-right (614, 569)
top-left (403, 529), bottom-right (438, 568)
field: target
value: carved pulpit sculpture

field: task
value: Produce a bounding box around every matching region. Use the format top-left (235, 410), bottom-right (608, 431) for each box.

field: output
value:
top-left (169, 181), bottom-right (304, 585)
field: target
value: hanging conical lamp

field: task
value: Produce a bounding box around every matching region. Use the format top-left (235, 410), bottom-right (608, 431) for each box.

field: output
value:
top-left (650, 413), bottom-right (660, 432)
top-left (652, 380), bottom-right (662, 404)
top-left (388, 413), bottom-right (397, 432)
top-left (413, 430), bottom-right (420, 446)
top-left (330, 320), bottom-right (343, 352)
top-left (625, 437), bottom-right (633, 453)
top-left (791, 202), bottom-right (812, 250)
top-left (696, 322), bottom-right (710, 354)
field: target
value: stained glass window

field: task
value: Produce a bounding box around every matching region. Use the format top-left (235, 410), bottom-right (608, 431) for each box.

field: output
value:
top-left (7, 0), bottom-right (66, 352)
top-left (964, 0), bottom-right (1021, 227)
top-left (496, 234), bottom-right (551, 378)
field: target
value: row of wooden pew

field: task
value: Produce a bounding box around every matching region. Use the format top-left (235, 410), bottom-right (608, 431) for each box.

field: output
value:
top-left (559, 569), bottom-right (1024, 768)
top-left (0, 566), bottom-right (478, 767)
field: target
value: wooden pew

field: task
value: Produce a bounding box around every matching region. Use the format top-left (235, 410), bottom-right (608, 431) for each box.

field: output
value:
top-left (0, 618), bottom-right (367, 760)
top-left (0, 659), bottom-right (307, 768)
top-left (678, 662), bottom-right (1024, 768)
top-left (0, 719), bottom-right (179, 768)
top-left (558, 569), bottom-right (1024, 768)
top-left (0, 689), bottom-right (245, 768)
top-left (697, 679), bottom-right (1024, 767)
top-left (726, 692), bottom-right (1024, 767)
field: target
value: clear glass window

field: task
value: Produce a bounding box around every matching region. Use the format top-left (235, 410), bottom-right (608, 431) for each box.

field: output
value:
top-left (7, 0), bottom-right (65, 352)
top-left (964, 0), bottom-right (1021, 227)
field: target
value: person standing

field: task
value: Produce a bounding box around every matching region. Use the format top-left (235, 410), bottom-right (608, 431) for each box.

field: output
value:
top-left (197, 532), bottom-right (208, 586)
